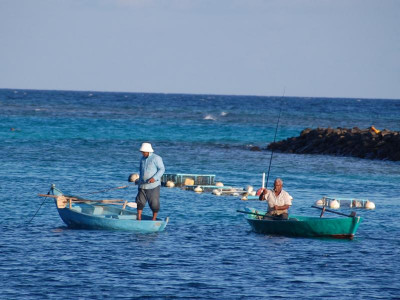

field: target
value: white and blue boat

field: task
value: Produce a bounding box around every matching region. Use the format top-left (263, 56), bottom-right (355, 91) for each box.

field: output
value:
top-left (40, 185), bottom-right (169, 233)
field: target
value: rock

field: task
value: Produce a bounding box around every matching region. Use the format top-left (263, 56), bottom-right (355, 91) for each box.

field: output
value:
top-left (265, 127), bottom-right (400, 161)
top-left (250, 146), bottom-right (261, 151)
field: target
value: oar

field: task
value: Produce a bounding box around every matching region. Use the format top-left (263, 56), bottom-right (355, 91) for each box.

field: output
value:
top-left (37, 194), bottom-right (126, 203)
top-left (236, 210), bottom-right (281, 220)
top-left (311, 205), bottom-right (356, 218)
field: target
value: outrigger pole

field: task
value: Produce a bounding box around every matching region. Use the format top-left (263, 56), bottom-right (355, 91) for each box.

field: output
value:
top-left (265, 88), bottom-right (285, 189)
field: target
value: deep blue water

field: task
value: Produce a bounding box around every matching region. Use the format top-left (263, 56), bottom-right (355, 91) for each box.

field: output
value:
top-left (1, 89), bottom-right (400, 299)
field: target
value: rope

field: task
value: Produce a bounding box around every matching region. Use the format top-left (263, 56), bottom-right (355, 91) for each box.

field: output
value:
top-left (27, 188), bottom-right (52, 224)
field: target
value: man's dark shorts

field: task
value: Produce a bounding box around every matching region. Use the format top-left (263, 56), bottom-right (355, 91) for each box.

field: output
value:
top-left (136, 186), bottom-right (160, 212)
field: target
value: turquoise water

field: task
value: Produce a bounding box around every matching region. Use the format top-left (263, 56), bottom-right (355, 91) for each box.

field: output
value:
top-left (1, 89), bottom-right (400, 299)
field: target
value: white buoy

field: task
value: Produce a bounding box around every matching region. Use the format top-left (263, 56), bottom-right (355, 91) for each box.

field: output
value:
top-left (365, 201), bottom-right (376, 210)
top-left (128, 173), bottom-right (139, 182)
top-left (127, 202), bottom-right (137, 208)
top-left (212, 189), bottom-right (222, 196)
top-left (194, 186), bottom-right (203, 193)
top-left (165, 181), bottom-right (175, 188)
top-left (330, 200), bottom-right (340, 209)
top-left (245, 185), bottom-right (254, 193)
top-left (215, 182), bottom-right (224, 187)
top-left (315, 199), bottom-right (324, 206)
top-left (232, 192), bottom-right (239, 197)
top-left (250, 191), bottom-right (256, 196)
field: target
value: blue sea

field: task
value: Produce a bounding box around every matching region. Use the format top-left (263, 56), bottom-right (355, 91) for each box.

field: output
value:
top-left (1, 89), bottom-right (400, 299)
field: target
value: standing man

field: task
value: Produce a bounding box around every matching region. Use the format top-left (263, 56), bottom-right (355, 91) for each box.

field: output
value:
top-left (259, 178), bottom-right (292, 220)
top-left (135, 142), bottom-right (165, 221)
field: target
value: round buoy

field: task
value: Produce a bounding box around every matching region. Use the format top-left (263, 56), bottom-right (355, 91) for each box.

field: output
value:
top-left (215, 182), bottom-right (224, 187)
top-left (212, 189), bottom-right (222, 196)
top-left (245, 185), bottom-right (254, 193)
top-left (315, 199), bottom-right (324, 206)
top-left (194, 186), bottom-right (203, 193)
top-left (165, 181), bottom-right (175, 188)
top-left (330, 200), bottom-right (340, 209)
top-left (249, 191), bottom-right (256, 196)
top-left (128, 173), bottom-right (139, 182)
top-left (232, 192), bottom-right (239, 197)
top-left (365, 201), bottom-right (376, 210)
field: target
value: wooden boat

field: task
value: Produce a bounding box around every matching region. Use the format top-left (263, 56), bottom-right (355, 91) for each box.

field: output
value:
top-left (238, 206), bottom-right (362, 239)
top-left (39, 185), bottom-right (169, 233)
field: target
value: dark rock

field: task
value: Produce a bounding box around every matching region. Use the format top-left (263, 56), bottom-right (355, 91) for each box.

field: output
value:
top-left (266, 127), bottom-right (400, 161)
top-left (250, 146), bottom-right (261, 151)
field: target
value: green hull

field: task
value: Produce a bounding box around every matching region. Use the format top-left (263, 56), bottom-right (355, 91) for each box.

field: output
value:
top-left (244, 209), bottom-right (362, 239)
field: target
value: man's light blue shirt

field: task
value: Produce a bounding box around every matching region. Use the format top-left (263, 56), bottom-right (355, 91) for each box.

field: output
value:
top-left (138, 153), bottom-right (165, 189)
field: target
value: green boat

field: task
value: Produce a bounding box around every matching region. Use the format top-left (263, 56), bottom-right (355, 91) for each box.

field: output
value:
top-left (238, 207), bottom-right (363, 239)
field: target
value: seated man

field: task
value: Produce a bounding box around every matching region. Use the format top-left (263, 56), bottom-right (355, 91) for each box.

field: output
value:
top-left (259, 178), bottom-right (292, 220)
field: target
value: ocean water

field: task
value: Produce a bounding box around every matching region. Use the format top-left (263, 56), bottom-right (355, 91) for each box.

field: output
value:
top-left (1, 89), bottom-right (399, 299)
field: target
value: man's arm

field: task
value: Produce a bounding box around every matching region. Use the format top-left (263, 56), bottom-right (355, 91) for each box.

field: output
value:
top-left (148, 156), bottom-right (165, 183)
top-left (259, 188), bottom-right (269, 201)
top-left (272, 204), bottom-right (291, 211)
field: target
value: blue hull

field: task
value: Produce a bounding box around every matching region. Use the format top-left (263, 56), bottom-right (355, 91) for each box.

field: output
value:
top-left (50, 185), bottom-right (168, 233)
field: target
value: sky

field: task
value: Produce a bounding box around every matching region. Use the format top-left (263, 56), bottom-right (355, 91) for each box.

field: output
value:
top-left (0, 0), bottom-right (399, 99)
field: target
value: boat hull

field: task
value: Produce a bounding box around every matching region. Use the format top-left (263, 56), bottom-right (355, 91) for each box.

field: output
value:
top-left (244, 209), bottom-right (362, 239)
top-left (50, 186), bottom-right (168, 233)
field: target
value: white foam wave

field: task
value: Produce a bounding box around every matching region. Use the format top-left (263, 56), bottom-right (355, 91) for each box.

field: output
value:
top-left (204, 114), bottom-right (216, 121)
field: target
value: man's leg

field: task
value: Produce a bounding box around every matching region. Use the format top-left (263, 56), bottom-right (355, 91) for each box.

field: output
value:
top-left (148, 186), bottom-right (160, 221)
top-left (136, 188), bottom-right (146, 221)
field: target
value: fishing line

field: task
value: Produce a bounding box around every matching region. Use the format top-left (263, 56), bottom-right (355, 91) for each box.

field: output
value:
top-left (84, 183), bottom-right (135, 195)
top-left (265, 88), bottom-right (285, 189)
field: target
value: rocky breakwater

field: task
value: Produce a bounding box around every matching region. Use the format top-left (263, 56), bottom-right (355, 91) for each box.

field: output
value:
top-left (267, 127), bottom-right (400, 161)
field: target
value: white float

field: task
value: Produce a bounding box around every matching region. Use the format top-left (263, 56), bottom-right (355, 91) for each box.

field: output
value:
top-left (194, 186), bottom-right (203, 193)
top-left (330, 200), bottom-right (340, 209)
top-left (212, 189), bottom-right (222, 196)
top-left (315, 199), bottom-right (324, 206)
top-left (365, 201), bottom-right (376, 210)
top-left (128, 173), bottom-right (139, 182)
top-left (165, 181), bottom-right (175, 188)
top-left (215, 182), bottom-right (224, 187)
top-left (245, 185), bottom-right (254, 193)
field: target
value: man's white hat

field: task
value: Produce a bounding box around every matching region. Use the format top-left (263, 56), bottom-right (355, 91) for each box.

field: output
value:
top-left (139, 142), bottom-right (154, 152)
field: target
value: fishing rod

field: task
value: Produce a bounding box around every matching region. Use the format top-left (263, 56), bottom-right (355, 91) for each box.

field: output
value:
top-left (265, 88), bottom-right (285, 189)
